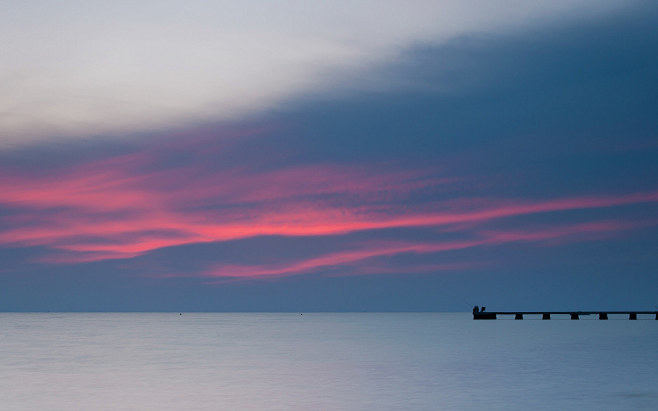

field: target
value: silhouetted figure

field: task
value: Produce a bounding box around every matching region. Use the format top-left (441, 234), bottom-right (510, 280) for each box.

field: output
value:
top-left (481, 307), bottom-right (486, 312)
top-left (473, 306), bottom-right (480, 314)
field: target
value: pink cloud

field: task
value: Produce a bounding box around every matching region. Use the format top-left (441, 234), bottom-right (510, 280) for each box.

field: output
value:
top-left (1, 144), bottom-right (656, 268)
top-left (202, 239), bottom-right (487, 280)
top-left (196, 219), bottom-right (655, 280)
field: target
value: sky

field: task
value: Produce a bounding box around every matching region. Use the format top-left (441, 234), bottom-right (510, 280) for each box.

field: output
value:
top-left (0, 1), bottom-right (656, 311)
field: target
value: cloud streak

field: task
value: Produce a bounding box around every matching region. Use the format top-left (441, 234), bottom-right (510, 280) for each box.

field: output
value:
top-left (1, 141), bottom-right (655, 273)
top-left (199, 219), bottom-right (652, 280)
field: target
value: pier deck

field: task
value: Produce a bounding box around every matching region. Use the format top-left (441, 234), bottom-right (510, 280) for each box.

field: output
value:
top-left (473, 311), bottom-right (658, 320)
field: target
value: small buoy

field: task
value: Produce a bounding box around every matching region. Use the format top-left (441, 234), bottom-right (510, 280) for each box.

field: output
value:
top-left (300, 313), bottom-right (303, 315)
top-left (179, 313), bottom-right (182, 315)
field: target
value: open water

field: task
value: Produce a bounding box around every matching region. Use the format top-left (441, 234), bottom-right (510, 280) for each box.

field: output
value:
top-left (1, 313), bottom-right (657, 410)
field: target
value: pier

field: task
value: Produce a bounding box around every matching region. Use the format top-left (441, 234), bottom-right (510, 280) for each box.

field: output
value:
top-left (473, 310), bottom-right (658, 320)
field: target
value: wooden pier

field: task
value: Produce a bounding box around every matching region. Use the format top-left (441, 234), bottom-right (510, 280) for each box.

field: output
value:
top-left (473, 310), bottom-right (658, 320)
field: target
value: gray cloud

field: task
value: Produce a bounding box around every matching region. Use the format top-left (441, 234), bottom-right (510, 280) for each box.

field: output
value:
top-left (0, 0), bottom-right (625, 147)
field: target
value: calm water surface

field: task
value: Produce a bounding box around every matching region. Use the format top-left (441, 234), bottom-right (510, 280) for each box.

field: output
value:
top-left (1, 313), bottom-right (657, 410)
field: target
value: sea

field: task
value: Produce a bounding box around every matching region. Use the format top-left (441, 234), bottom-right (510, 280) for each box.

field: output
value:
top-left (1, 312), bottom-right (657, 410)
